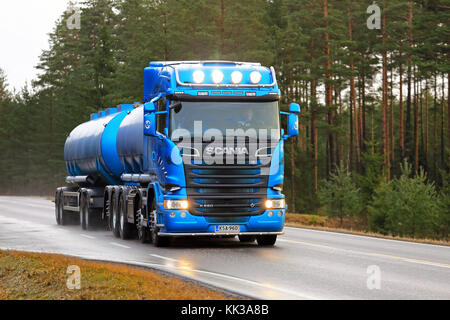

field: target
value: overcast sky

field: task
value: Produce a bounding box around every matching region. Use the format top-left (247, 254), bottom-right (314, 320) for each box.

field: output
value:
top-left (0, 0), bottom-right (74, 92)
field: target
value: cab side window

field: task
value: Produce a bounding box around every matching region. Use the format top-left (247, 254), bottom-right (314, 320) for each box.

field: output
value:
top-left (156, 98), bottom-right (167, 135)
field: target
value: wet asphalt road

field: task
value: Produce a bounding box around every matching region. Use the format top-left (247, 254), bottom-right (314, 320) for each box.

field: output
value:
top-left (0, 196), bottom-right (449, 300)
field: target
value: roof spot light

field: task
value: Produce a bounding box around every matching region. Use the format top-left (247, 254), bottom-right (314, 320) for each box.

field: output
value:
top-left (193, 70), bottom-right (205, 84)
top-left (231, 71), bottom-right (243, 84)
top-left (212, 70), bottom-right (224, 84)
top-left (250, 71), bottom-right (262, 84)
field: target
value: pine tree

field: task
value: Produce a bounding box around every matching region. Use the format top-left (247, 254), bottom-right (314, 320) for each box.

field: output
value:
top-left (319, 163), bottom-right (363, 227)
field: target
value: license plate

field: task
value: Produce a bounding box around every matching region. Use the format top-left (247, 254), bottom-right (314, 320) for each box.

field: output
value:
top-left (215, 225), bottom-right (240, 233)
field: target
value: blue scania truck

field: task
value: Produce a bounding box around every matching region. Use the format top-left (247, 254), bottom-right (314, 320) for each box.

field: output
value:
top-left (55, 61), bottom-right (300, 246)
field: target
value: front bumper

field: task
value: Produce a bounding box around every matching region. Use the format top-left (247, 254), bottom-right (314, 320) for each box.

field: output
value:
top-left (159, 209), bottom-right (285, 235)
top-left (158, 231), bottom-right (284, 237)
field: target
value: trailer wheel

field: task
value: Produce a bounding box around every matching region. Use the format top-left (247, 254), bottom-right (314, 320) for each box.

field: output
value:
top-left (111, 194), bottom-right (120, 238)
top-left (238, 235), bottom-right (256, 243)
top-left (118, 195), bottom-right (134, 240)
top-left (256, 235), bottom-right (277, 246)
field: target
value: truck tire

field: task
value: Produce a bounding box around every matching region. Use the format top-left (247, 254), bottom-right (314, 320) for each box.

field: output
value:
top-left (138, 225), bottom-right (151, 243)
top-left (238, 235), bottom-right (256, 243)
top-left (118, 194), bottom-right (134, 240)
top-left (150, 197), bottom-right (170, 247)
top-left (151, 226), bottom-right (170, 247)
top-left (136, 197), bottom-right (151, 243)
top-left (256, 235), bottom-right (277, 246)
top-left (105, 197), bottom-right (113, 231)
top-left (111, 194), bottom-right (120, 238)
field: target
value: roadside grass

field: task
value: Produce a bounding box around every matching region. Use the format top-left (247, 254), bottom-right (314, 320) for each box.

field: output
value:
top-left (285, 213), bottom-right (450, 246)
top-left (0, 250), bottom-right (232, 300)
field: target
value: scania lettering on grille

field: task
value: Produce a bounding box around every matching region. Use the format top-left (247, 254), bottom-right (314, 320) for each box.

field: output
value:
top-left (205, 147), bottom-right (249, 156)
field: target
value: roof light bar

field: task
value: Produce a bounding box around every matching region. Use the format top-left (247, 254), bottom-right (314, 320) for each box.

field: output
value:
top-left (174, 67), bottom-right (278, 88)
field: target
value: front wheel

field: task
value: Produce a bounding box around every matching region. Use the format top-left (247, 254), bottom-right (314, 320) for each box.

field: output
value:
top-left (151, 226), bottom-right (170, 247)
top-left (149, 197), bottom-right (170, 247)
top-left (256, 235), bottom-right (277, 246)
top-left (238, 235), bottom-right (256, 243)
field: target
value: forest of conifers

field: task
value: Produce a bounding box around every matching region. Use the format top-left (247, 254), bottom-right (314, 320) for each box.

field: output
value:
top-left (0, 0), bottom-right (448, 238)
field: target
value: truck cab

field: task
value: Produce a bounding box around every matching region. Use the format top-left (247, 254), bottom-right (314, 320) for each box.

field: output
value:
top-left (140, 61), bottom-right (300, 246)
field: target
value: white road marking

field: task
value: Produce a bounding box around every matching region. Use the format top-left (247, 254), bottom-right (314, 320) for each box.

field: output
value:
top-left (150, 254), bottom-right (178, 262)
top-left (278, 238), bottom-right (333, 249)
top-left (279, 236), bottom-right (450, 270)
top-left (284, 226), bottom-right (450, 249)
top-left (110, 242), bottom-right (131, 249)
top-left (80, 234), bottom-right (96, 239)
top-left (369, 252), bottom-right (450, 269)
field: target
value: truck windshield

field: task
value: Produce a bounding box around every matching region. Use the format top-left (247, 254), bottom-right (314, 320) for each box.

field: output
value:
top-left (169, 101), bottom-right (280, 141)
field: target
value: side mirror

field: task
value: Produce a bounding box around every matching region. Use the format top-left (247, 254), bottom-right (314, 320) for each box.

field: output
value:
top-left (290, 103), bottom-right (300, 114)
top-left (288, 113), bottom-right (299, 138)
top-left (282, 103), bottom-right (300, 139)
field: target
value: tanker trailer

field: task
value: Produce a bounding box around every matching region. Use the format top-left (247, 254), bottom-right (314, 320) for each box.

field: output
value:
top-left (55, 60), bottom-right (300, 247)
top-left (56, 104), bottom-right (136, 228)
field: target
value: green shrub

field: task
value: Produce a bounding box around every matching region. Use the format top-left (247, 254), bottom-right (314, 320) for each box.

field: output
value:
top-left (319, 164), bottom-right (363, 227)
top-left (438, 170), bottom-right (450, 240)
top-left (368, 160), bottom-right (439, 238)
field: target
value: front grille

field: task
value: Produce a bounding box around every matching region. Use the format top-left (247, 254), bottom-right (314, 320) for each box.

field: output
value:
top-left (185, 161), bottom-right (269, 217)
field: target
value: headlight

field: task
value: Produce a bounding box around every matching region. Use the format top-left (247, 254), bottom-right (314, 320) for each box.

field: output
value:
top-left (250, 71), bottom-right (262, 84)
top-left (193, 70), bottom-right (205, 84)
top-left (164, 200), bottom-right (189, 210)
top-left (212, 70), bottom-right (224, 84)
top-left (231, 71), bottom-right (243, 84)
top-left (265, 199), bottom-right (285, 209)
